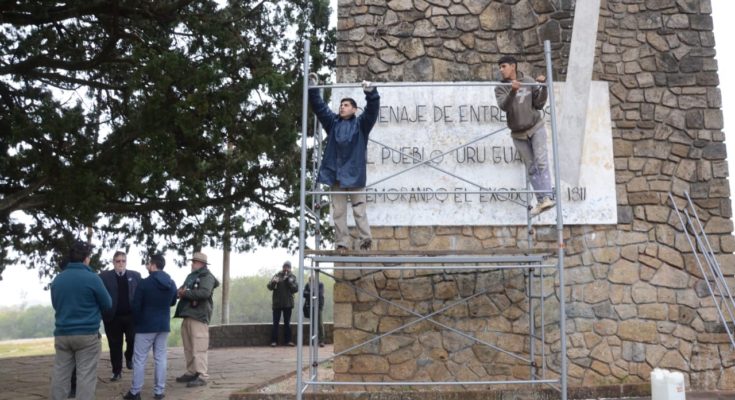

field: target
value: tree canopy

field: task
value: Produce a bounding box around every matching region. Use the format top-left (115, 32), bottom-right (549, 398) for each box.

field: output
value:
top-left (0, 0), bottom-right (334, 278)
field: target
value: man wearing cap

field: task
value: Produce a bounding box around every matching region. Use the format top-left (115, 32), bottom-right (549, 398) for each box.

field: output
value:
top-left (494, 55), bottom-right (555, 217)
top-left (99, 251), bottom-right (142, 381)
top-left (308, 73), bottom-right (380, 251)
top-left (174, 251), bottom-right (220, 388)
top-left (123, 254), bottom-right (177, 400)
top-left (267, 261), bottom-right (299, 346)
top-left (50, 240), bottom-right (112, 400)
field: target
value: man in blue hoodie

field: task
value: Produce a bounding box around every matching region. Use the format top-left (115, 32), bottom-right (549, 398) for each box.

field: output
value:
top-left (123, 253), bottom-right (177, 400)
top-left (308, 73), bottom-right (380, 251)
top-left (50, 240), bottom-right (112, 400)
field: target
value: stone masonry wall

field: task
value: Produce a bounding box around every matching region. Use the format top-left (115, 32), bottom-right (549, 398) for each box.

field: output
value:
top-left (333, 0), bottom-right (735, 390)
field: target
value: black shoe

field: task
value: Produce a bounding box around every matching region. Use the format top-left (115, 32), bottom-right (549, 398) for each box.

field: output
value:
top-left (126, 359), bottom-right (133, 370)
top-left (122, 391), bottom-right (141, 400)
top-left (359, 239), bottom-right (372, 251)
top-left (67, 388), bottom-right (76, 398)
top-left (153, 394), bottom-right (165, 400)
top-left (110, 373), bottom-right (122, 382)
top-left (175, 373), bottom-right (198, 383)
top-left (186, 376), bottom-right (208, 387)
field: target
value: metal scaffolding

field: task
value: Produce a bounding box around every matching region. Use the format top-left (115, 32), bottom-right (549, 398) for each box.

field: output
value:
top-left (296, 40), bottom-right (567, 399)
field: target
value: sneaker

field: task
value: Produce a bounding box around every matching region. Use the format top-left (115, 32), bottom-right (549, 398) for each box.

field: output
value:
top-left (359, 239), bottom-right (372, 251)
top-left (110, 373), bottom-right (122, 382)
top-left (530, 197), bottom-right (555, 217)
top-left (270, 342), bottom-right (277, 347)
top-left (287, 341), bottom-right (296, 347)
top-left (175, 373), bottom-right (198, 383)
top-left (186, 376), bottom-right (208, 387)
top-left (153, 393), bottom-right (165, 400)
top-left (122, 391), bottom-right (141, 400)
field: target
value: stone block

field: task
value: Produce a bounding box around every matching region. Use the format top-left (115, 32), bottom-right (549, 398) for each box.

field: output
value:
top-left (650, 265), bottom-right (689, 288)
top-left (609, 259), bottom-right (640, 284)
top-left (619, 320), bottom-right (658, 343)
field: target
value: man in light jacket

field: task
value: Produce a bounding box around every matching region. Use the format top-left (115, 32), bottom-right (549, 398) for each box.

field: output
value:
top-left (174, 251), bottom-right (219, 388)
top-left (494, 55), bottom-right (555, 217)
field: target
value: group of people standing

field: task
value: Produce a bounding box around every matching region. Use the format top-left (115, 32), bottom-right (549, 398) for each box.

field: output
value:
top-left (50, 243), bottom-right (219, 400)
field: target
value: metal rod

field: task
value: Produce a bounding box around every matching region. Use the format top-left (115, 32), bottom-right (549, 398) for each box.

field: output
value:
top-left (305, 264), bottom-right (557, 271)
top-left (309, 81), bottom-right (546, 89)
top-left (309, 255), bottom-right (547, 263)
top-left (544, 39), bottom-right (567, 400)
top-left (295, 39), bottom-right (310, 400)
top-left (309, 188), bottom-right (554, 195)
top-left (320, 270), bottom-right (534, 364)
top-left (685, 191), bottom-right (735, 325)
top-left (305, 379), bottom-right (560, 386)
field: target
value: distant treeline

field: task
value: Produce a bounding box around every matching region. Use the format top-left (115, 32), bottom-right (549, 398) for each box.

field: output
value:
top-left (0, 269), bottom-right (334, 342)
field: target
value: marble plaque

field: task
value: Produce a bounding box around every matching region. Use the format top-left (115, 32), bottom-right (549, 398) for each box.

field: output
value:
top-left (325, 81), bottom-right (616, 226)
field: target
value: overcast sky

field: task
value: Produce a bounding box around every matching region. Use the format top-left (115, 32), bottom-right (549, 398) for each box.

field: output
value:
top-left (1, 1), bottom-right (734, 307)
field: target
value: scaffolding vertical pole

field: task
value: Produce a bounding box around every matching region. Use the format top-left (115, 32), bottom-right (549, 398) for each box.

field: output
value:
top-left (544, 39), bottom-right (567, 400)
top-left (296, 39), bottom-right (311, 400)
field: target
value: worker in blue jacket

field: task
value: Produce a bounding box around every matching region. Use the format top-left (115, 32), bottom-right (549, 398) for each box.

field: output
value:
top-left (308, 73), bottom-right (380, 251)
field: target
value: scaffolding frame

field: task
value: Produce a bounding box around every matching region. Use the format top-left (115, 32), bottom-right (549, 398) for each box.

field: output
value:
top-left (296, 40), bottom-right (567, 399)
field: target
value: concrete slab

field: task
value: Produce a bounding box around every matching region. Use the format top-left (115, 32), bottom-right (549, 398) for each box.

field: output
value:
top-left (0, 345), bottom-right (327, 400)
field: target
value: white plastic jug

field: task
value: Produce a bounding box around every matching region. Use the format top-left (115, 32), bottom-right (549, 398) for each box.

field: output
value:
top-left (651, 368), bottom-right (686, 400)
top-left (665, 371), bottom-right (686, 400)
top-left (651, 368), bottom-right (667, 400)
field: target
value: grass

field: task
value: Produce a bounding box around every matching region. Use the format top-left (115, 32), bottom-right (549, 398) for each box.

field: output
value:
top-left (0, 336), bottom-right (110, 359)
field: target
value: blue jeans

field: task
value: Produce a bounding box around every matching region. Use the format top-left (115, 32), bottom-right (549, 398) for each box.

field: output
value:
top-left (130, 332), bottom-right (169, 396)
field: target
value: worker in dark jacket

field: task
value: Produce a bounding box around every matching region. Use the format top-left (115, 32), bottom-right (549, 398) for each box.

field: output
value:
top-left (99, 251), bottom-right (142, 381)
top-left (123, 253), bottom-right (177, 400)
top-left (267, 261), bottom-right (298, 346)
top-left (50, 240), bottom-right (112, 400)
top-left (174, 252), bottom-right (219, 388)
top-left (308, 73), bottom-right (380, 251)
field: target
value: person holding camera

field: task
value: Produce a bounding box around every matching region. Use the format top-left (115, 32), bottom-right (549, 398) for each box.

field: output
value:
top-left (267, 261), bottom-right (298, 346)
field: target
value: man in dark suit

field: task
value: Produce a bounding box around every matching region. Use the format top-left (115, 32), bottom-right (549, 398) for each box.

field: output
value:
top-left (99, 251), bottom-right (142, 381)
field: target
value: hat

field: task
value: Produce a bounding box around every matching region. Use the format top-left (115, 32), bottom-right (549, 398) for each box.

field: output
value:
top-left (498, 55), bottom-right (518, 66)
top-left (190, 251), bottom-right (209, 265)
top-left (70, 240), bottom-right (93, 258)
top-left (149, 254), bottom-right (166, 270)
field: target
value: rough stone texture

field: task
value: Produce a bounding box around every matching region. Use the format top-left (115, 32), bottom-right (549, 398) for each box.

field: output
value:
top-left (334, 0), bottom-right (734, 390)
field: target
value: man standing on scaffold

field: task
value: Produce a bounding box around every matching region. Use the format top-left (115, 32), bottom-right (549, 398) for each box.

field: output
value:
top-left (494, 55), bottom-right (555, 217)
top-left (308, 73), bottom-right (380, 251)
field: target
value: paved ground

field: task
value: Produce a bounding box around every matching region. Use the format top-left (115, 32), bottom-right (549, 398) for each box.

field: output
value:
top-left (1, 345), bottom-right (330, 400)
